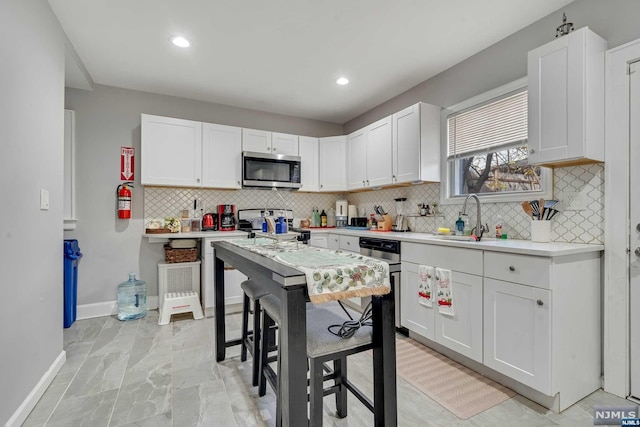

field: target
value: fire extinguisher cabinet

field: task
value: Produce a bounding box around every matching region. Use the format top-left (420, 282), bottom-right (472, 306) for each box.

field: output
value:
top-left (63, 239), bottom-right (83, 328)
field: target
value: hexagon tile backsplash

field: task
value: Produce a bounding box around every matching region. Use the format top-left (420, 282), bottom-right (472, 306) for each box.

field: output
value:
top-left (144, 164), bottom-right (604, 244)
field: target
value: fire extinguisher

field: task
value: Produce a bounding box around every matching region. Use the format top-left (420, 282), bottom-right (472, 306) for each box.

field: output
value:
top-left (117, 182), bottom-right (134, 219)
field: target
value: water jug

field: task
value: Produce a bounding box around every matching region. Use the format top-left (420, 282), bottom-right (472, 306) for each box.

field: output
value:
top-left (117, 272), bottom-right (147, 320)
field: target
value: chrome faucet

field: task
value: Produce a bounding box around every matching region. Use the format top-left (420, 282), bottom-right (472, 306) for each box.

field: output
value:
top-left (462, 194), bottom-right (488, 240)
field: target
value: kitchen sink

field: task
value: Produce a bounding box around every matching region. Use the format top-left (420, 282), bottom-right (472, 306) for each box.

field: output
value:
top-left (429, 234), bottom-right (477, 242)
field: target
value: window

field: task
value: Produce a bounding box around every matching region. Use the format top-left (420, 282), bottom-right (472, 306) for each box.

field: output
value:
top-left (441, 78), bottom-right (551, 203)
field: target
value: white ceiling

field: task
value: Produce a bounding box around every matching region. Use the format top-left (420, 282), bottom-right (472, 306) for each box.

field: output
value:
top-left (49, 0), bottom-right (573, 124)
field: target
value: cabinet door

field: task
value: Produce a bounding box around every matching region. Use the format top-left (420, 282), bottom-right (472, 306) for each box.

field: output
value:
top-left (401, 262), bottom-right (435, 340)
top-left (484, 278), bottom-right (551, 394)
top-left (528, 27), bottom-right (605, 165)
top-left (298, 136), bottom-right (319, 191)
top-left (202, 123), bottom-right (242, 189)
top-left (242, 128), bottom-right (272, 153)
top-left (339, 235), bottom-right (360, 253)
top-left (319, 136), bottom-right (347, 192)
top-left (272, 132), bottom-right (299, 155)
top-left (347, 129), bottom-right (367, 190)
top-left (393, 102), bottom-right (441, 183)
top-left (327, 234), bottom-right (340, 250)
top-left (309, 235), bottom-right (328, 248)
top-left (392, 104), bottom-right (421, 183)
top-left (366, 116), bottom-right (393, 187)
top-left (434, 271), bottom-right (483, 363)
top-left (141, 114), bottom-right (202, 187)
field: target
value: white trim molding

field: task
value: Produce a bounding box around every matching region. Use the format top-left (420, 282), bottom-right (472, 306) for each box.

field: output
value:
top-left (604, 37), bottom-right (640, 398)
top-left (76, 296), bottom-right (158, 320)
top-left (5, 351), bottom-right (66, 427)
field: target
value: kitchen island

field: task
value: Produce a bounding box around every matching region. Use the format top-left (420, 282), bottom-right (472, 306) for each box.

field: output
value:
top-left (211, 240), bottom-right (400, 427)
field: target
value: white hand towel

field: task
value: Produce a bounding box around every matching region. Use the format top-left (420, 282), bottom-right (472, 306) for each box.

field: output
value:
top-left (418, 265), bottom-right (435, 307)
top-left (436, 268), bottom-right (454, 316)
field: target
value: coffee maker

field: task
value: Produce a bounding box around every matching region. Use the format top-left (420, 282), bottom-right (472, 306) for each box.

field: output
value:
top-left (335, 200), bottom-right (348, 228)
top-left (218, 204), bottom-right (236, 231)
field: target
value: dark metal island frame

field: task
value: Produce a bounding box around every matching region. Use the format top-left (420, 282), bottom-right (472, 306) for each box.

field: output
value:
top-left (211, 240), bottom-right (398, 427)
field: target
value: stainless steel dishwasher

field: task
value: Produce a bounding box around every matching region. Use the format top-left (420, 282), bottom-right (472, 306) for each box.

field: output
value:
top-left (359, 237), bottom-right (408, 335)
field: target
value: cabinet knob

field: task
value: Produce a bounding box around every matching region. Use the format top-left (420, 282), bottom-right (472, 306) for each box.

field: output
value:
top-left (366, 180), bottom-right (369, 186)
top-left (392, 175), bottom-right (396, 181)
top-left (508, 266), bottom-right (515, 272)
top-left (272, 148), bottom-right (276, 151)
top-left (197, 178), bottom-right (200, 183)
top-left (362, 180), bottom-right (365, 186)
top-left (237, 181), bottom-right (240, 185)
top-left (529, 149), bottom-right (536, 154)
top-left (536, 299), bottom-right (544, 306)
top-left (320, 184), bottom-right (323, 188)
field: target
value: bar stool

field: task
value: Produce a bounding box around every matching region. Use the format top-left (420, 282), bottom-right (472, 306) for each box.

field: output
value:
top-left (259, 295), bottom-right (373, 426)
top-left (240, 280), bottom-right (270, 386)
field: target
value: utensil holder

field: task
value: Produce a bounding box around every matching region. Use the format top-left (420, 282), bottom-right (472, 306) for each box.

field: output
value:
top-left (530, 220), bottom-right (551, 242)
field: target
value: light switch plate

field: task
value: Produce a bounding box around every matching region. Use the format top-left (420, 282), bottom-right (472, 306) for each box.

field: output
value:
top-left (40, 189), bottom-right (49, 210)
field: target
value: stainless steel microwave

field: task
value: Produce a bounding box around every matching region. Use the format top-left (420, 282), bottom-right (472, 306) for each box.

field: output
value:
top-left (242, 151), bottom-right (302, 190)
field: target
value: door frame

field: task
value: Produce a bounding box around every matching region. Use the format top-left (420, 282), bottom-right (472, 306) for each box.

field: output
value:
top-left (604, 38), bottom-right (640, 398)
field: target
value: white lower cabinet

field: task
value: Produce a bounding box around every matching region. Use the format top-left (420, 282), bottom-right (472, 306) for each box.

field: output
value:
top-left (401, 243), bottom-right (483, 363)
top-left (327, 234), bottom-right (340, 250)
top-left (483, 278), bottom-right (551, 394)
top-left (401, 242), bottom-right (601, 411)
top-left (482, 250), bottom-right (601, 411)
top-left (309, 235), bottom-right (328, 248)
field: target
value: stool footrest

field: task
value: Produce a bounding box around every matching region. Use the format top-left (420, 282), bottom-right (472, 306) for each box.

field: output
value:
top-left (158, 291), bottom-right (203, 325)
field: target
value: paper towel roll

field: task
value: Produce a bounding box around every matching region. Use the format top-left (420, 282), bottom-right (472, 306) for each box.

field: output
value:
top-left (348, 205), bottom-right (357, 221)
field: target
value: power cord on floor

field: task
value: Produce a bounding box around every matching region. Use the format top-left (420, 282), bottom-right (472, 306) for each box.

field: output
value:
top-left (328, 301), bottom-right (373, 339)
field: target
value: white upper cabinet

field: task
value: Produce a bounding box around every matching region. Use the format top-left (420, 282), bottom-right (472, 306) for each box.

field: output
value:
top-left (202, 123), bottom-right (242, 189)
top-left (366, 116), bottom-right (393, 187)
top-left (319, 135), bottom-right (347, 192)
top-left (347, 128), bottom-right (367, 189)
top-left (298, 136), bottom-right (319, 192)
top-left (392, 102), bottom-right (441, 184)
top-left (141, 114), bottom-right (202, 187)
top-left (272, 132), bottom-right (299, 155)
top-left (242, 128), bottom-right (299, 155)
top-left (347, 116), bottom-right (393, 190)
top-left (527, 27), bottom-right (606, 166)
top-left (241, 128), bottom-right (272, 153)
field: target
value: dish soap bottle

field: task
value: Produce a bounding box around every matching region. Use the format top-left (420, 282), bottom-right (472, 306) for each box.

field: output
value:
top-left (117, 272), bottom-right (147, 321)
top-left (455, 216), bottom-right (464, 235)
top-left (495, 215), bottom-right (503, 238)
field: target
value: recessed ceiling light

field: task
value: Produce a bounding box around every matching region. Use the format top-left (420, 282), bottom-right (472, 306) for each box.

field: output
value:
top-left (336, 77), bottom-right (349, 85)
top-left (170, 36), bottom-right (191, 48)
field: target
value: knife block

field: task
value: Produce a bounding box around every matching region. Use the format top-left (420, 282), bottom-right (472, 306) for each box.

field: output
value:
top-left (377, 214), bottom-right (393, 231)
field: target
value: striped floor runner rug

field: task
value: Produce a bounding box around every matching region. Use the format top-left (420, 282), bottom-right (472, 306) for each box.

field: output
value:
top-left (395, 337), bottom-right (516, 419)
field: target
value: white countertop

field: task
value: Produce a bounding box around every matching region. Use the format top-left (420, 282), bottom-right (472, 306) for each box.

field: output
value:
top-left (143, 228), bottom-right (603, 257)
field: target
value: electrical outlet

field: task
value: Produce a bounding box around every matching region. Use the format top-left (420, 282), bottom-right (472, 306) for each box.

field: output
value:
top-left (40, 189), bottom-right (49, 210)
top-left (564, 191), bottom-right (586, 211)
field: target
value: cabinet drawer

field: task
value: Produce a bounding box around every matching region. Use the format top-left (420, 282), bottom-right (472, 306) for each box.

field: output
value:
top-left (484, 252), bottom-right (551, 289)
top-left (340, 235), bottom-right (360, 253)
top-left (402, 242), bottom-right (482, 275)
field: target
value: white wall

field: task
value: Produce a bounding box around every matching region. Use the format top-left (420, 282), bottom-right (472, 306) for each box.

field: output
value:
top-left (0, 0), bottom-right (66, 424)
top-left (63, 85), bottom-right (343, 306)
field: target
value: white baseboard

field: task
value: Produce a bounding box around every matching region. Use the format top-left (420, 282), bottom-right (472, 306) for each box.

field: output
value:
top-left (76, 297), bottom-right (158, 320)
top-left (5, 350), bottom-right (66, 427)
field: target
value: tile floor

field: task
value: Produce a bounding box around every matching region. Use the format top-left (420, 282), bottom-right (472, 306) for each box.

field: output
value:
top-left (23, 309), bottom-right (631, 427)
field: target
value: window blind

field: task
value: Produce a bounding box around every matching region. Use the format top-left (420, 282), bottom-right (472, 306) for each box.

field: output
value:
top-left (447, 90), bottom-right (527, 159)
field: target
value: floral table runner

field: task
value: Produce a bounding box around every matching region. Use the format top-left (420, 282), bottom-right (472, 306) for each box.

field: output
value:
top-left (227, 238), bottom-right (391, 304)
